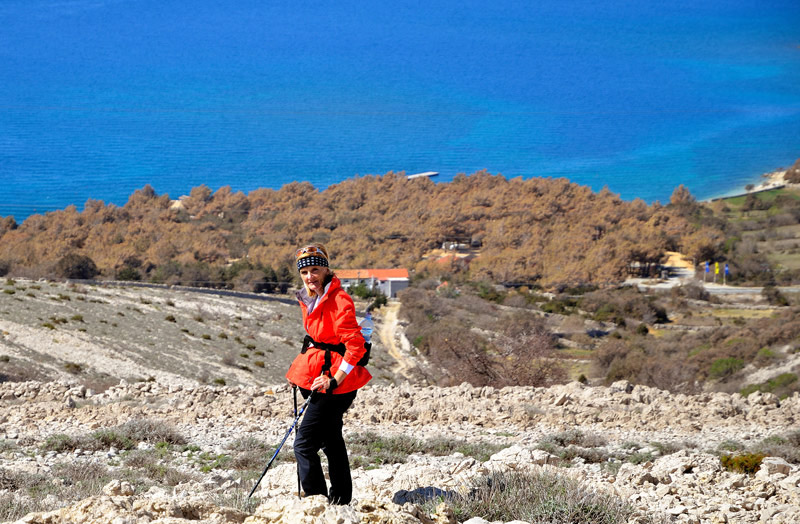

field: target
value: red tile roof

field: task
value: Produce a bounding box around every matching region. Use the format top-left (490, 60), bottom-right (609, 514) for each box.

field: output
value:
top-left (336, 269), bottom-right (409, 280)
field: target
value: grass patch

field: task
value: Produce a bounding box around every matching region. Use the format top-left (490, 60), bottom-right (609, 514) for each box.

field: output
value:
top-left (420, 470), bottom-right (663, 524)
top-left (740, 373), bottom-right (798, 398)
top-left (226, 437), bottom-right (288, 470)
top-left (123, 451), bottom-right (195, 486)
top-left (0, 462), bottom-right (117, 521)
top-left (752, 430), bottom-right (800, 464)
top-left (346, 432), bottom-right (506, 469)
top-left (63, 362), bottom-right (83, 374)
top-left (193, 452), bottom-right (232, 473)
top-left (710, 309), bottom-right (777, 319)
top-left (41, 419), bottom-right (185, 454)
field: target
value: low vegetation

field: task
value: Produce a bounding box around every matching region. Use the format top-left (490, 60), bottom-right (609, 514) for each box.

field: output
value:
top-left (421, 469), bottom-right (666, 524)
top-left (397, 275), bottom-right (800, 396)
top-left (346, 432), bottom-right (507, 468)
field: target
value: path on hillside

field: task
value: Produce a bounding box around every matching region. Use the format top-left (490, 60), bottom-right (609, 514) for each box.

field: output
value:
top-left (378, 302), bottom-right (420, 381)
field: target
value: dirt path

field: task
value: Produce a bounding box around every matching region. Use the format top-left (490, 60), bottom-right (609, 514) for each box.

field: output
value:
top-left (378, 302), bottom-right (419, 381)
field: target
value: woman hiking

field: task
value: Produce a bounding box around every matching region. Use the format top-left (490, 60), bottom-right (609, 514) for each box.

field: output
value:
top-left (285, 243), bottom-right (372, 505)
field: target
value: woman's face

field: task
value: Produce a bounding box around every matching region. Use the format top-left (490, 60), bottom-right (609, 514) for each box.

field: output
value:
top-left (299, 265), bottom-right (328, 295)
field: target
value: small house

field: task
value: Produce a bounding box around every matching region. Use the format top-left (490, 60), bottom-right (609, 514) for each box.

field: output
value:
top-left (337, 269), bottom-right (410, 298)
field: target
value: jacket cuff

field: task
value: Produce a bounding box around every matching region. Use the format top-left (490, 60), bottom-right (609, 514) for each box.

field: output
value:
top-left (338, 360), bottom-right (354, 375)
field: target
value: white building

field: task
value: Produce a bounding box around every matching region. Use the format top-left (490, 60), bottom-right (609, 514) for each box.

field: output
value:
top-left (337, 269), bottom-right (410, 298)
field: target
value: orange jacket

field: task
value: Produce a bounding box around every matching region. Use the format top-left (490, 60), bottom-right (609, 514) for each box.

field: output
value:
top-left (286, 276), bottom-right (372, 394)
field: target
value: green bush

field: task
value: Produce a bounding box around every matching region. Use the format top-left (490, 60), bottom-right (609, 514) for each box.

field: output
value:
top-left (762, 285), bottom-right (789, 306)
top-left (708, 357), bottom-right (745, 379)
top-left (63, 362), bottom-right (82, 374)
top-left (54, 253), bottom-right (99, 280)
top-left (116, 266), bottom-right (142, 281)
top-left (540, 297), bottom-right (576, 314)
top-left (40, 434), bottom-right (83, 452)
top-left (720, 453), bottom-right (765, 474)
top-left (91, 429), bottom-right (134, 450)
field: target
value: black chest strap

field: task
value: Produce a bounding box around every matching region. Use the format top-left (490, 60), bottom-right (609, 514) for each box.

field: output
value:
top-left (300, 334), bottom-right (371, 372)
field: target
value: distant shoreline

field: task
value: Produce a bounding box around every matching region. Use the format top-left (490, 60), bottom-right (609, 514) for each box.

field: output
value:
top-left (704, 168), bottom-right (793, 202)
top-left (3, 164), bottom-right (797, 224)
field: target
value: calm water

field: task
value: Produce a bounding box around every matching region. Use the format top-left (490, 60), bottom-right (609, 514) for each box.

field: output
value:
top-left (1, 0), bottom-right (799, 222)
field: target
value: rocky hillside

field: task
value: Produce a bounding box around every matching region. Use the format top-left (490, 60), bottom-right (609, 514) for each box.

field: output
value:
top-left (1, 280), bottom-right (800, 524)
top-left (1, 378), bottom-right (799, 523)
top-left (0, 279), bottom-right (403, 389)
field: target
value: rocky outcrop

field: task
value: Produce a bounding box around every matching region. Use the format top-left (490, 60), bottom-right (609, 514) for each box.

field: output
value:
top-left (2, 380), bottom-right (799, 524)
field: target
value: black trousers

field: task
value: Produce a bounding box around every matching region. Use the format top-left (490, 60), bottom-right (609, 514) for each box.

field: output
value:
top-left (294, 389), bottom-right (357, 504)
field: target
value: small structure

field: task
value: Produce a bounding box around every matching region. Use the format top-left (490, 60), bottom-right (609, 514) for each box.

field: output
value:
top-left (337, 269), bottom-right (410, 298)
top-left (407, 172), bottom-right (439, 180)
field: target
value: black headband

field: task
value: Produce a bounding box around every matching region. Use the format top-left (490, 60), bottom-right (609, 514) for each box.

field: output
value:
top-left (297, 255), bottom-right (329, 270)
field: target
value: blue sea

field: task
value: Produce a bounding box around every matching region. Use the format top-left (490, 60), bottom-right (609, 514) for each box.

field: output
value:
top-left (1, 0), bottom-right (799, 222)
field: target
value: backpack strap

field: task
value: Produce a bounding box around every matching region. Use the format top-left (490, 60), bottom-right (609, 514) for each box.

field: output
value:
top-left (300, 335), bottom-right (371, 369)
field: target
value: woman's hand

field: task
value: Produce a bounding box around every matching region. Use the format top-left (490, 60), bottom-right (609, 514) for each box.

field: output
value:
top-left (311, 371), bottom-right (344, 391)
top-left (311, 375), bottom-right (332, 391)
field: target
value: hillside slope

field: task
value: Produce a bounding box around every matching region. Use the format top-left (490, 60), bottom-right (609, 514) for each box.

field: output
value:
top-left (0, 279), bottom-right (400, 389)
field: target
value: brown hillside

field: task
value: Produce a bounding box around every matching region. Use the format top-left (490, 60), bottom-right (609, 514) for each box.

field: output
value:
top-left (0, 173), bottom-right (716, 287)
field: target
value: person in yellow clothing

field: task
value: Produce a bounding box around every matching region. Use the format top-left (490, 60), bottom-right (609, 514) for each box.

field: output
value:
top-left (285, 244), bottom-right (372, 504)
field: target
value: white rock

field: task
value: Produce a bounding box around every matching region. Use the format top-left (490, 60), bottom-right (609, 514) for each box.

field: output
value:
top-left (757, 456), bottom-right (792, 478)
top-left (103, 479), bottom-right (135, 496)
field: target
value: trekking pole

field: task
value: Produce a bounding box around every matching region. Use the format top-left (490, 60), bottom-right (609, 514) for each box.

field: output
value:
top-left (247, 390), bottom-right (314, 500)
top-left (293, 386), bottom-right (301, 499)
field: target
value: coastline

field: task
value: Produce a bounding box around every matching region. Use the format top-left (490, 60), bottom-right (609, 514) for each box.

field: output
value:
top-left (3, 162), bottom-right (798, 224)
top-left (704, 168), bottom-right (792, 202)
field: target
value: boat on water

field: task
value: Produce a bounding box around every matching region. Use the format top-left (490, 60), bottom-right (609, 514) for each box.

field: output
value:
top-left (407, 171), bottom-right (439, 180)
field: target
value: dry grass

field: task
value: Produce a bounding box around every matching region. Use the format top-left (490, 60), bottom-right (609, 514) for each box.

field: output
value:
top-left (708, 309), bottom-right (778, 319)
top-left (420, 469), bottom-right (667, 524)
